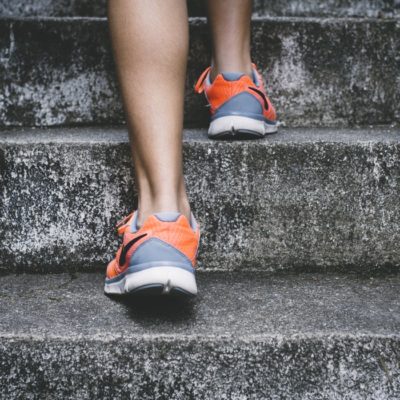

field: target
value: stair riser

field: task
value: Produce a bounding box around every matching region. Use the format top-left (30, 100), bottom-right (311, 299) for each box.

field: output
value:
top-left (1, 0), bottom-right (399, 17)
top-left (0, 19), bottom-right (399, 128)
top-left (1, 129), bottom-right (400, 272)
top-left (1, 337), bottom-right (398, 399)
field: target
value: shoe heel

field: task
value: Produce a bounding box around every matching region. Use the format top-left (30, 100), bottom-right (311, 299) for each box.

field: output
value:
top-left (124, 266), bottom-right (197, 296)
top-left (208, 115), bottom-right (277, 139)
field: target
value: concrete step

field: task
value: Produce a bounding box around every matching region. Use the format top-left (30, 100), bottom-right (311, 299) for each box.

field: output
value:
top-left (1, 271), bottom-right (399, 399)
top-left (1, 126), bottom-right (399, 273)
top-left (0, 17), bottom-right (399, 128)
top-left (1, 0), bottom-right (399, 18)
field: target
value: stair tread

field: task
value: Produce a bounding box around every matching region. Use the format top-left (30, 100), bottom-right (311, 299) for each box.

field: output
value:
top-left (2, 272), bottom-right (400, 340)
top-left (1, 126), bottom-right (399, 144)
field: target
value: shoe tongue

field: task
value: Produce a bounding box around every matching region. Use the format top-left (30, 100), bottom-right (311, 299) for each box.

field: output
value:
top-left (130, 212), bottom-right (140, 233)
top-left (221, 72), bottom-right (246, 81)
top-left (252, 68), bottom-right (260, 85)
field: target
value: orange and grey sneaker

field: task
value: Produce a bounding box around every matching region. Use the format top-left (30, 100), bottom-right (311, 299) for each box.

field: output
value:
top-left (194, 64), bottom-right (278, 139)
top-left (105, 211), bottom-right (200, 296)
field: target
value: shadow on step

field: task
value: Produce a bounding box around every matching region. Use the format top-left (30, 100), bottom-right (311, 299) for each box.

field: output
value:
top-left (107, 293), bottom-right (197, 323)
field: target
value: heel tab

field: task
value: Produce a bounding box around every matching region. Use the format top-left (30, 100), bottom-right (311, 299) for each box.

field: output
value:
top-left (221, 72), bottom-right (246, 81)
top-left (154, 212), bottom-right (181, 223)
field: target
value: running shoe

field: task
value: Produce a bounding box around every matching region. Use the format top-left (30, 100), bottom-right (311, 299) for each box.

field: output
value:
top-left (194, 64), bottom-right (277, 139)
top-left (104, 211), bottom-right (200, 296)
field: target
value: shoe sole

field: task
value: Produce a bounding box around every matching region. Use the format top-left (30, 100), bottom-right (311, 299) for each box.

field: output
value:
top-left (104, 266), bottom-right (197, 297)
top-left (208, 115), bottom-right (278, 140)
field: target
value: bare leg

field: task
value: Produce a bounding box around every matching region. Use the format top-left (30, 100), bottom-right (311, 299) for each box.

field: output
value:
top-left (108, 0), bottom-right (190, 225)
top-left (206, 0), bottom-right (253, 80)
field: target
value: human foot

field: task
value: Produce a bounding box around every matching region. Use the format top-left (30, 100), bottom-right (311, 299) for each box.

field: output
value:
top-left (105, 211), bottom-right (200, 296)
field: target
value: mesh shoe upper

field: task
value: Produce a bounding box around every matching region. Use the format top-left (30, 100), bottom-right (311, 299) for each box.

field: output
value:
top-left (106, 212), bottom-right (200, 280)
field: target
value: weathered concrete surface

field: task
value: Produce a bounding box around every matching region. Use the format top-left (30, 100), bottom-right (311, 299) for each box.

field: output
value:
top-left (0, 127), bottom-right (400, 273)
top-left (0, 18), bottom-right (399, 128)
top-left (0, 272), bottom-right (399, 399)
top-left (252, 0), bottom-right (400, 17)
top-left (1, 0), bottom-right (399, 17)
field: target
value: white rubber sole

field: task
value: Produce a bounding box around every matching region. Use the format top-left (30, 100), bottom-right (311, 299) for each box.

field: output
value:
top-left (208, 115), bottom-right (278, 138)
top-left (104, 266), bottom-right (197, 296)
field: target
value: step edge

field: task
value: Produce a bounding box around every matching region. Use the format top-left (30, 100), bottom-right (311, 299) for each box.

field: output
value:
top-left (0, 15), bottom-right (398, 24)
top-left (2, 332), bottom-right (400, 342)
top-left (1, 126), bottom-right (399, 145)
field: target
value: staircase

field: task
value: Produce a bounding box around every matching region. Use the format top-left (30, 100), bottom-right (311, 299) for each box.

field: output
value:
top-left (0, 1), bottom-right (400, 398)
